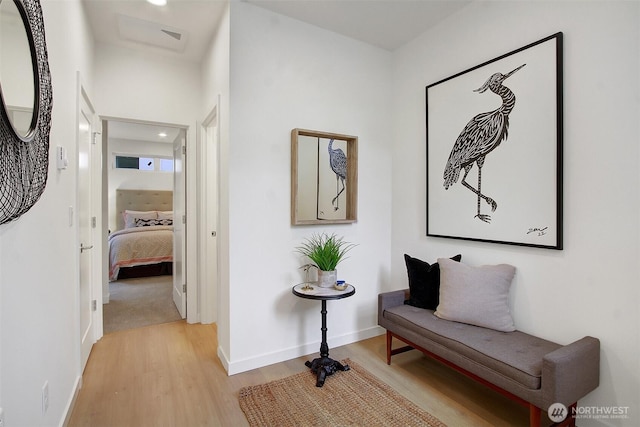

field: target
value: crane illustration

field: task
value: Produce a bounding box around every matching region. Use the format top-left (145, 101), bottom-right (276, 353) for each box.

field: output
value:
top-left (327, 139), bottom-right (347, 211)
top-left (443, 63), bottom-right (526, 223)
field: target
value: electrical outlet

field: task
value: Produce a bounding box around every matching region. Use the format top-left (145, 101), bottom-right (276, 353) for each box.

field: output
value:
top-left (0, 407), bottom-right (5, 427)
top-left (42, 381), bottom-right (49, 414)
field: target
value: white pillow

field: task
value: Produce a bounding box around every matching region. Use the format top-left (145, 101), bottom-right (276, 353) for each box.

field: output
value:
top-left (123, 210), bottom-right (157, 229)
top-left (157, 210), bottom-right (173, 220)
top-left (435, 258), bottom-right (516, 332)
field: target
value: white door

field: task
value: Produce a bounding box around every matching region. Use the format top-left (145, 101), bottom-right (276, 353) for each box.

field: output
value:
top-left (78, 83), bottom-right (96, 371)
top-left (200, 107), bottom-right (219, 323)
top-left (173, 130), bottom-right (187, 318)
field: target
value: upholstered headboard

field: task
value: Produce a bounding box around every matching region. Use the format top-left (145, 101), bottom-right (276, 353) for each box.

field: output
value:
top-left (116, 189), bottom-right (173, 231)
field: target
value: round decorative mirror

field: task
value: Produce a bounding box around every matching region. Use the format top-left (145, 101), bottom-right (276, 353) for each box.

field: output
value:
top-left (0, 0), bottom-right (52, 225)
top-left (0, 0), bottom-right (36, 137)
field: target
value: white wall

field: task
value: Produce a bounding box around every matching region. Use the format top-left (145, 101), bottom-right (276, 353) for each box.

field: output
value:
top-left (200, 3), bottom-right (231, 355)
top-left (0, 0), bottom-right (94, 425)
top-left (107, 138), bottom-right (173, 231)
top-left (219, 2), bottom-right (393, 373)
top-left (391, 1), bottom-right (639, 425)
top-left (93, 42), bottom-right (201, 126)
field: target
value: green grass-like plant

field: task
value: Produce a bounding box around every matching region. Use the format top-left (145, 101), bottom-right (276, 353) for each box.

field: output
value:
top-left (296, 233), bottom-right (356, 271)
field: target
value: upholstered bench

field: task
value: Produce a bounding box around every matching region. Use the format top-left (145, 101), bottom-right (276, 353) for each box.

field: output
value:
top-left (378, 256), bottom-right (600, 427)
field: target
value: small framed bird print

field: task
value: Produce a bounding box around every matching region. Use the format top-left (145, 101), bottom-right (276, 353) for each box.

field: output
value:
top-left (426, 32), bottom-right (563, 249)
top-left (291, 129), bottom-right (358, 225)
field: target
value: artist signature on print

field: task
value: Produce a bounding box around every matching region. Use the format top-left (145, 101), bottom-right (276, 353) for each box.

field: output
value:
top-left (527, 227), bottom-right (548, 237)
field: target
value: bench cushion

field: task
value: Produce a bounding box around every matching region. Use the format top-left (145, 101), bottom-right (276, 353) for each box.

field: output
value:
top-left (384, 304), bottom-right (561, 390)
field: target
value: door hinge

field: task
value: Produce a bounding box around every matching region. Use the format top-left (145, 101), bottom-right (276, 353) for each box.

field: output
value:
top-left (91, 216), bottom-right (97, 228)
top-left (182, 145), bottom-right (186, 155)
top-left (92, 131), bottom-right (101, 145)
top-left (92, 300), bottom-right (97, 311)
top-left (182, 214), bottom-right (186, 224)
top-left (182, 284), bottom-right (187, 294)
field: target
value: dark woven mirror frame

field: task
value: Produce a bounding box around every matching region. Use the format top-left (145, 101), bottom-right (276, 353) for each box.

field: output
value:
top-left (0, 0), bottom-right (53, 225)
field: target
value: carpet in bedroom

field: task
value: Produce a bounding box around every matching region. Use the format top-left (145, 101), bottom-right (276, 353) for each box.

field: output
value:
top-left (103, 275), bottom-right (181, 334)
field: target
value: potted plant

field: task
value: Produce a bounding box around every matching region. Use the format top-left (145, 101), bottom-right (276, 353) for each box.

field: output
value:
top-left (296, 233), bottom-right (356, 288)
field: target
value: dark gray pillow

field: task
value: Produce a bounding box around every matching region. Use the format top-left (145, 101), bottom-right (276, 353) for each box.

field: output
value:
top-left (403, 253), bottom-right (462, 310)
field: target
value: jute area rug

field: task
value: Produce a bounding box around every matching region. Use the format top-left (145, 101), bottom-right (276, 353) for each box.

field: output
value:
top-left (238, 358), bottom-right (447, 427)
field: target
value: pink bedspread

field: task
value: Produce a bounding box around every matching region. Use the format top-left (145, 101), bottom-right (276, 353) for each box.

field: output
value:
top-left (108, 226), bottom-right (173, 281)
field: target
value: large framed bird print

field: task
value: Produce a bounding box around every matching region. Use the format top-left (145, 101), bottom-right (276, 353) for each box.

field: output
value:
top-left (291, 129), bottom-right (358, 225)
top-left (426, 32), bottom-right (563, 249)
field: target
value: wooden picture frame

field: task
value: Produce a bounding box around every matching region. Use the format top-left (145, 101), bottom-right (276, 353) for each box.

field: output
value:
top-left (291, 128), bottom-right (358, 225)
top-left (426, 33), bottom-right (563, 249)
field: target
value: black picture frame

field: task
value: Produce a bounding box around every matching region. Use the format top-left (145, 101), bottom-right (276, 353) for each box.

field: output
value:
top-left (426, 32), bottom-right (563, 250)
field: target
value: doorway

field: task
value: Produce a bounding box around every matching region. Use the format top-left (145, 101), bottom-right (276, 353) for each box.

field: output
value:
top-left (101, 118), bottom-right (188, 333)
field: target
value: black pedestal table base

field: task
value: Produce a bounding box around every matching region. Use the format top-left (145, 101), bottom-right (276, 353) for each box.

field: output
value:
top-left (292, 283), bottom-right (356, 387)
top-left (305, 356), bottom-right (350, 387)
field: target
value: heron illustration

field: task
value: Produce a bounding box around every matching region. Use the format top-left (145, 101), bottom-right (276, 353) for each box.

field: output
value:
top-left (443, 63), bottom-right (526, 223)
top-left (327, 139), bottom-right (347, 211)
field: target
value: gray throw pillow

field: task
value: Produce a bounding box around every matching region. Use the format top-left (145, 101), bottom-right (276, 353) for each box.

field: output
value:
top-left (434, 258), bottom-right (516, 332)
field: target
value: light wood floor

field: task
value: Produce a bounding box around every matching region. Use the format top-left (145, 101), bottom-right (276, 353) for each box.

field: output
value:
top-left (67, 321), bottom-right (533, 427)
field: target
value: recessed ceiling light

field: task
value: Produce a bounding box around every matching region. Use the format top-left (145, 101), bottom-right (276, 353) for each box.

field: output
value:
top-left (158, 132), bottom-right (167, 138)
top-left (147, 0), bottom-right (167, 6)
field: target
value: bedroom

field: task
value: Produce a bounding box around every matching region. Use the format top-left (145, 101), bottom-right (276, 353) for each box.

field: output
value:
top-left (103, 119), bottom-right (186, 333)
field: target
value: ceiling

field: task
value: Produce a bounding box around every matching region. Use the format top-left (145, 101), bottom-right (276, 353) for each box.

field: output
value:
top-left (108, 120), bottom-right (182, 143)
top-left (83, 0), bottom-right (472, 143)
top-left (82, 0), bottom-right (472, 60)
top-left (82, 0), bottom-right (228, 62)
top-left (245, 0), bottom-right (471, 51)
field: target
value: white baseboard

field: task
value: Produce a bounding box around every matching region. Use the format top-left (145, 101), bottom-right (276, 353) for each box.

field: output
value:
top-left (217, 345), bottom-right (230, 373)
top-left (60, 375), bottom-right (82, 427)
top-left (224, 326), bottom-right (385, 376)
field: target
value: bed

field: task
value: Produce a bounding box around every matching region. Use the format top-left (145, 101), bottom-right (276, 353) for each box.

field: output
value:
top-left (109, 190), bottom-right (174, 281)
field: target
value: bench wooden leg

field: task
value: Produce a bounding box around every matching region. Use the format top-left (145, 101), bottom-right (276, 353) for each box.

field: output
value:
top-left (529, 404), bottom-right (541, 427)
top-left (566, 403), bottom-right (577, 427)
top-left (386, 331), bottom-right (416, 364)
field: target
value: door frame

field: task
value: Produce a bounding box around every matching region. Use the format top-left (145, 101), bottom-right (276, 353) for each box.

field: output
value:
top-left (76, 74), bottom-right (102, 371)
top-left (98, 116), bottom-right (196, 321)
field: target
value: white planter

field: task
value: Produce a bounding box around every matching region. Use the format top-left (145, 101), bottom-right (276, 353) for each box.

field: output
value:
top-left (317, 270), bottom-right (337, 288)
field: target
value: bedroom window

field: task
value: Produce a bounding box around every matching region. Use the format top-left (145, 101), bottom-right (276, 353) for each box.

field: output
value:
top-left (114, 155), bottom-right (174, 172)
top-left (159, 158), bottom-right (174, 172)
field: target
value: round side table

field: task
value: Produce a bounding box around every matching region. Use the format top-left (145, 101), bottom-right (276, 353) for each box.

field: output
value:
top-left (292, 282), bottom-right (355, 387)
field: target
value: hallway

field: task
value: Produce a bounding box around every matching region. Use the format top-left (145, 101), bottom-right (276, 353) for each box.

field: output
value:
top-left (67, 321), bottom-right (528, 426)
